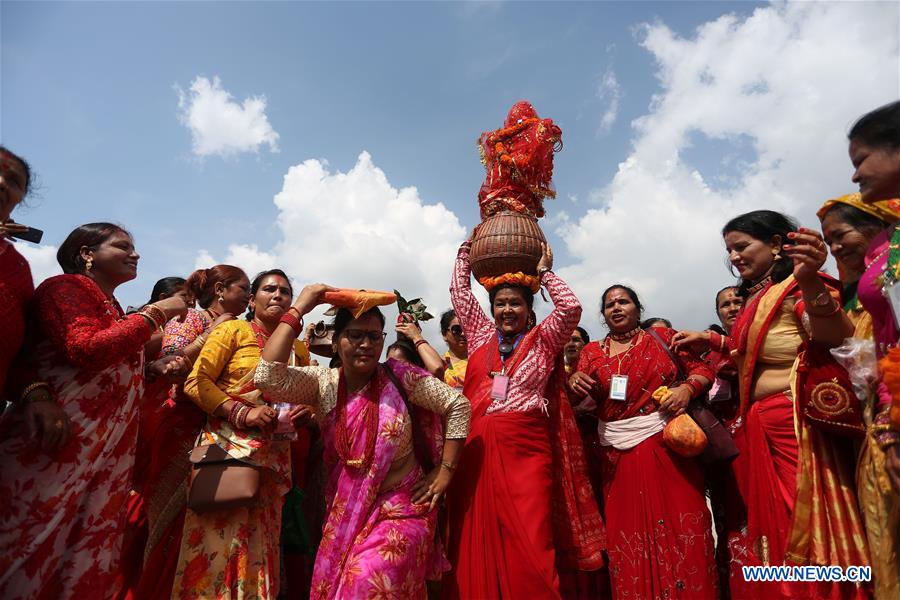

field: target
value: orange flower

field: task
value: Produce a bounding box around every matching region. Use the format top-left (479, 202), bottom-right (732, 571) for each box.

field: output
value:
top-left (880, 347), bottom-right (900, 429)
top-left (478, 272), bottom-right (541, 293)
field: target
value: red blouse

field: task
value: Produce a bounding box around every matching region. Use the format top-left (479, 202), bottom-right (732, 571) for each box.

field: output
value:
top-left (0, 241), bottom-right (34, 398)
top-left (577, 327), bottom-right (713, 422)
top-left (29, 275), bottom-right (153, 372)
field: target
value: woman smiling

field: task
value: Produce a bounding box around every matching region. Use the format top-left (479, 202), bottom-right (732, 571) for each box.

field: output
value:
top-left (443, 237), bottom-right (602, 599)
top-left (569, 285), bottom-right (717, 599)
top-left (675, 210), bottom-right (868, 599)
top-left (0, 223), bottom-right (187, 597)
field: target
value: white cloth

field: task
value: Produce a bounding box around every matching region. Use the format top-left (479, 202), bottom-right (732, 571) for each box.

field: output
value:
top-left (597, 412), bottom-right (666, 450)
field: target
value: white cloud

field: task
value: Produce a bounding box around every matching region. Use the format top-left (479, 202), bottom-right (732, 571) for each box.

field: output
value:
top-left (597, 67), bottom-right (621, 134)
top-left (197, 151), bottom-right (468, 343)
top-left (176, 76), bottom-right (280, 158)
top-left (557, 1), bottom-right (899, 335)
top-left (17, 243), bottom-right (62, 288)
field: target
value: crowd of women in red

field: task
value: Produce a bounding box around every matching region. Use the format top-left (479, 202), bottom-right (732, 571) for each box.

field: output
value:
top-left (1, 100), bottom-right (900, 600)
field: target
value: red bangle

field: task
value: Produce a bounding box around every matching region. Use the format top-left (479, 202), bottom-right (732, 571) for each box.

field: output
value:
top-left (414, 339), bottom-right (429, 348)
top-left (280, 311), bottom-right (304, 337)
top-left (684, 378), bottom-right (705, 399)
top-left (228, 401), bottom-right (242, 426)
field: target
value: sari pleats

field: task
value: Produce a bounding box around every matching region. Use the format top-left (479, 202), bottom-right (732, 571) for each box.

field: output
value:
top-left (856, 432), bottom-right (900, 599)
top-left (603, 433), bottom-right (717, 600)
top-left (444, 412), bottom-right (560, 599)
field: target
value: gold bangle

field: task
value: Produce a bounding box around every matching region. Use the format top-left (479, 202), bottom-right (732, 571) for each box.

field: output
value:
top-left (441, 461), bottom-right (456, 471)
top-left (20, 382), bottom-right (51, 403)
top-left (138, 305), bottom-right (166, 329)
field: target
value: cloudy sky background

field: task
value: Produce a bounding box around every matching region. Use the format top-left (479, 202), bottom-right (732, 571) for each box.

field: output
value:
top-left (3, 1), bottom-right (898, 342)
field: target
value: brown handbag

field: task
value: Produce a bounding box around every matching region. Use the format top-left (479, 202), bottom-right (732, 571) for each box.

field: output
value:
top-left (187, 443), bottom-right (261, 513)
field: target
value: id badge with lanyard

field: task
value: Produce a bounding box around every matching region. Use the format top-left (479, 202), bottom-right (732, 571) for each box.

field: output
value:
top-left (491, 333), bottom-right (523, 401)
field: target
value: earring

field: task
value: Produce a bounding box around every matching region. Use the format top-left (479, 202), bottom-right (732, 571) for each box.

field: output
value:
top-left (85, 258), bottom-right (93, 272)
top-left (218, 294), bottom-right (225, 302)
top-left (772, 248), bottom-right (782, 260)
top-left (526, 314), bottom-right (536, 329)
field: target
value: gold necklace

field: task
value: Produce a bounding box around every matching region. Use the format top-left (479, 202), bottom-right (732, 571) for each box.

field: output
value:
top-left (747, 276), bottom-right (772, 295)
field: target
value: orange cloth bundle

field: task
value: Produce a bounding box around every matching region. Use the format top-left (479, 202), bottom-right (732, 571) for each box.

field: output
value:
top-left (323, 289), bottom-right (397, 319)
top-left (652, 386), bottom-right (708, 457)
top-left (878, 347), bottom-right (900, 430)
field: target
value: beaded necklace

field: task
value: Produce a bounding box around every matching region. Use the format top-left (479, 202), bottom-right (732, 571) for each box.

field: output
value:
top-left (609, 326), bottom-right (641, 342)
top-left (335, 368), bottom-right (381, 470)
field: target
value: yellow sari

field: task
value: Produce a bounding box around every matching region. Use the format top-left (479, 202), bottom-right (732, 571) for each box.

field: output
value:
top-left (173, 320), bottom-right (309, 600)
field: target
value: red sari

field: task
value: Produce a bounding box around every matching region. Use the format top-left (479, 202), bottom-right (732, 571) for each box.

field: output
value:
top-left (134, 310), bottom-right (212, 599)
top-left (578, 327), bottom-right (718, 600)
top-left (0, 275), bottom-right (153, 598)
top-left (444, 332), bottom-right (604, 599)
top-left (728, 276), bottom-right (869, 600)
top-left (0, 239), bottom-right (34, 398)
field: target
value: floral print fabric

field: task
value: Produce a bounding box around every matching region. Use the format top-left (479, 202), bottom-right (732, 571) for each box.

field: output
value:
top-left (0, 275), bottom-right (151, 598)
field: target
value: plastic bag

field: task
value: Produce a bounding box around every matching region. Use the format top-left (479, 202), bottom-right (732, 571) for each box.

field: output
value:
top-left (830, 337), bottom-right (878, 403)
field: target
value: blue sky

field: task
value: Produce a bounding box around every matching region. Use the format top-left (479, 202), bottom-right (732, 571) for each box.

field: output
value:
top-left (3, 1), bottom-right (898, 336)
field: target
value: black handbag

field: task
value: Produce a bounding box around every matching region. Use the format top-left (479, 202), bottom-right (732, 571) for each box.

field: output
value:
top-left (646, 329), bottom-right (739, 464)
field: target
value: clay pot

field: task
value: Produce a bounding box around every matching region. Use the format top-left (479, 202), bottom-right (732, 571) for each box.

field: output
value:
top-left (470, 211), bottom-right (546, 280)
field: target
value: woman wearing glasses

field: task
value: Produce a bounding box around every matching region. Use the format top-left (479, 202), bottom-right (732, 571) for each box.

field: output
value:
top-left (440, 309), bottom-right (468, 390)
top-left (254, 284), bottom-right (471, 600)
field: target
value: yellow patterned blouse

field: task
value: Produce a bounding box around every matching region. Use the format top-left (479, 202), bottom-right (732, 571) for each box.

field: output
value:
top-left (184, 320), bottom-right (309, 415)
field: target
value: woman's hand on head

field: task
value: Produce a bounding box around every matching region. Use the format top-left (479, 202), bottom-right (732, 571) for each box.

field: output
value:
top-left (293, 283), bottom-right (337, 315)
top-left (537, 242), bottom-right (553, 272)
top-left (783, 228), bottom-right (828, 285)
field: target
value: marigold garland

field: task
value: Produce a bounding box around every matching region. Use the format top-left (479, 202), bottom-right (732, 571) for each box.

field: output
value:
top-left (878, 347), bottom-right (900, 429)
top-left (478, 272), bottom-right (541, 293)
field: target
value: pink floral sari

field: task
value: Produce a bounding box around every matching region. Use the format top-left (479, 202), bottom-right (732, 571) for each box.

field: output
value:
top-left (311, 359), bottom-right (447, 600)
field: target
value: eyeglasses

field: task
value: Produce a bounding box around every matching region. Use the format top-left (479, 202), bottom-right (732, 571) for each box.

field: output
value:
top-left (448, 325), bottom-right (464, 337)
top-left (343, 329), bottom-right (387, 345)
